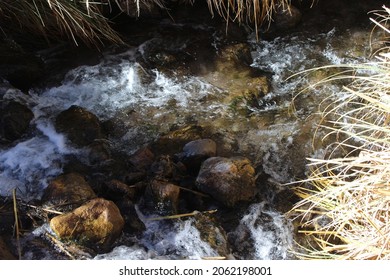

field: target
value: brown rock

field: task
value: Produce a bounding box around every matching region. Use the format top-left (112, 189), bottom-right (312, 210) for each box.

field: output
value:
top-left (55, 105), bottom-right (103, 147)
top-left (193, 213), bottom-right (230, 257)
top-left (87, 140), bottom-right (111, 165)
top-left (196, 157), bottom-right (256, 207)
top-left (144, 180), bottom-right (180, 215)
top-left (152, 125), bottom-right (204, 156)
top-left (128, 147), bottom-right (155, 171)
top-left (42, 173), bottom-right (97, 211)
top-left (50, 198), bottom-right (124, 249)
top-left (272, 4), bottom-right (302, 31)
top-left (150, 155), bottom-right (175, 179)
top-left (0, 101), bottom-right (33, 143)
top-left (217, 43), bottom-right (253, 69)
top-left (104, 179), bottom-right (137, 201)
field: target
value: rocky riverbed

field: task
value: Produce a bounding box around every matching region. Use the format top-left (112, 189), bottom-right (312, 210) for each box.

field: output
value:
top-left (0, 0), bottom-right (387, 259)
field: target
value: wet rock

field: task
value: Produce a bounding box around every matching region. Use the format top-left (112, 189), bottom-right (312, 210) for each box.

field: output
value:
top-left (0, 101), bottom-right (34, 143)
top-left (0, 236), bottom-right (16, 260)
top-left (50, 198), bottom-right (124, 250)
top-left (227, 203), bottom-right (293, 259)
top-left (150, 155), bottom-right (176, 179)
top-left (193, 213), bottom-right (230, 258)
top-left (0, 40), bottom-right (44, 91)
top-left (152, 125), bottom-right (204, 156)
top-left (55, 105), bottom-right (104, 147)
top-left (144, 180), bottom-right (180, 215)
top-left (104, 179), bottom-right (137, 201)
top-left (115, 198), bottom-right (145, 234)
top-left (270, 4), bottom-right (302, 31)
top-left (217, 43), bottom-right (253, 70)
top-left (42, 173), bottom-right (97, 211)
top-left (177, 139), bottom-right (217, 174)
top-left (123, 172), bottom-right (147, 185)
top-left (196, 157), bottom-right (256, 207)
top-left (128, 146), bottom-right (155, 171)
top-left (87, 140), bottom-right (111, 165)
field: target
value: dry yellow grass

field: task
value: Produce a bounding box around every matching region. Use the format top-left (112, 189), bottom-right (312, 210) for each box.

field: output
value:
top-left (0, 0), bottom-right (292, 47)
top-left (289, 6), bottom-right (390, 260)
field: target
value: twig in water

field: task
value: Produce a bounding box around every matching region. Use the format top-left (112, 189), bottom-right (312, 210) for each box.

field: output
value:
top-left (146, 209), bottom-right (217, 221)
top-left (12, 189), bottom-right (21, 260)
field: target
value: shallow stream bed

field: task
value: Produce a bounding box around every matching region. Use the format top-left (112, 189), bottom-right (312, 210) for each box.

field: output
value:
top-left (0, 0), bottom-right (386, 259)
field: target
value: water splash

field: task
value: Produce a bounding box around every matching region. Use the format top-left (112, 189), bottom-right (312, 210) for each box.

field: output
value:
top-left (230, 203), bottom-right (294, 260)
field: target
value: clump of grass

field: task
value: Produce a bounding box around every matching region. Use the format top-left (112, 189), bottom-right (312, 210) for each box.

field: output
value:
top-left (0, 0), bottom-right (293, 47)
top-left (0, 0), bottom-right (166, 47)
top-left (206, 0), bottom-right (291, 34)
top-left (0, 0), bottom-right (123, 47)
top-left (289, 6), bottom-right (390, 260)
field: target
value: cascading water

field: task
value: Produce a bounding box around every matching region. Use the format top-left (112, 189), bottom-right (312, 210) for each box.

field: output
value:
top-left (0, 3), bottom-right (380, 259)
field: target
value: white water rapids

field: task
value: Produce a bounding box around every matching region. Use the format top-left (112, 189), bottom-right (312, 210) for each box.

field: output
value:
top-left (0, 23), bottom-right (374, 259)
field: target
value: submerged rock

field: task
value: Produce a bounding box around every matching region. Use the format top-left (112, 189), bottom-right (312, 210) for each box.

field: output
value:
top-left (193, 213), bottom-right (230, 258)
top-left (50, 198), bottom-right (124, 250)
top-left (42, 173), bottom-right (97, 211)
top-left (196, 157), bottom-right (256, 207)
top-left (217, 43), bottom-right (253, 70)
top-left (227, 203), bottom-right (293, 260)
top-left (152, 125), bottom-right (204, 156)
top-left (0, 101), bottom-right (34, 143)
top-left (55, 105), bottom-right (104, 147)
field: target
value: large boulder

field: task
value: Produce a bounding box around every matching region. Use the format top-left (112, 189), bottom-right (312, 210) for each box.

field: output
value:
top-left (50, 198), bottom-right (124, 249)
top-left (196, 157), bottom-right (256, 207)
top-left (42, 173), bottom-right (97, 211)
top-left (55, 105), bottom-right (103, 147)
top-left (0, 101), bottom-right (33, 143)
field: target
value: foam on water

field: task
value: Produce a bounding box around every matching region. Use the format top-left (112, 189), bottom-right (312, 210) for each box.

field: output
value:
top-left (94, 217), bottom-right (220, 260)
top-left (1, 23), bottom-right (373, 259)
top-left (1, 48), bottom-right (220, 199)
top-left (138, 210), bottom-right (220, 259)
top-left (0, 121), bottom-right (75, 199)
top-left (31, 54), bottom-right (216, 121)
top-left (238, 203), bottom-right (293, 260)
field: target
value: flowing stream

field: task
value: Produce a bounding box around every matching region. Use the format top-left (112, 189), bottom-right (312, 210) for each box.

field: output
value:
top-left (0, 2), bottom-right (383, 259)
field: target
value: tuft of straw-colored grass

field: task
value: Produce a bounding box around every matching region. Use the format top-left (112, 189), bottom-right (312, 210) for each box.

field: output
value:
top-left (289, 6), bottom-right (390, 260)
top-left (205, 0), bottom-right (291, 34)
top-left (0, 0), bottom-right (165, 47)
top-left (0, 0), bottom-right (123, 47)
top-left (0, 0), bottom-right (295, 47)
